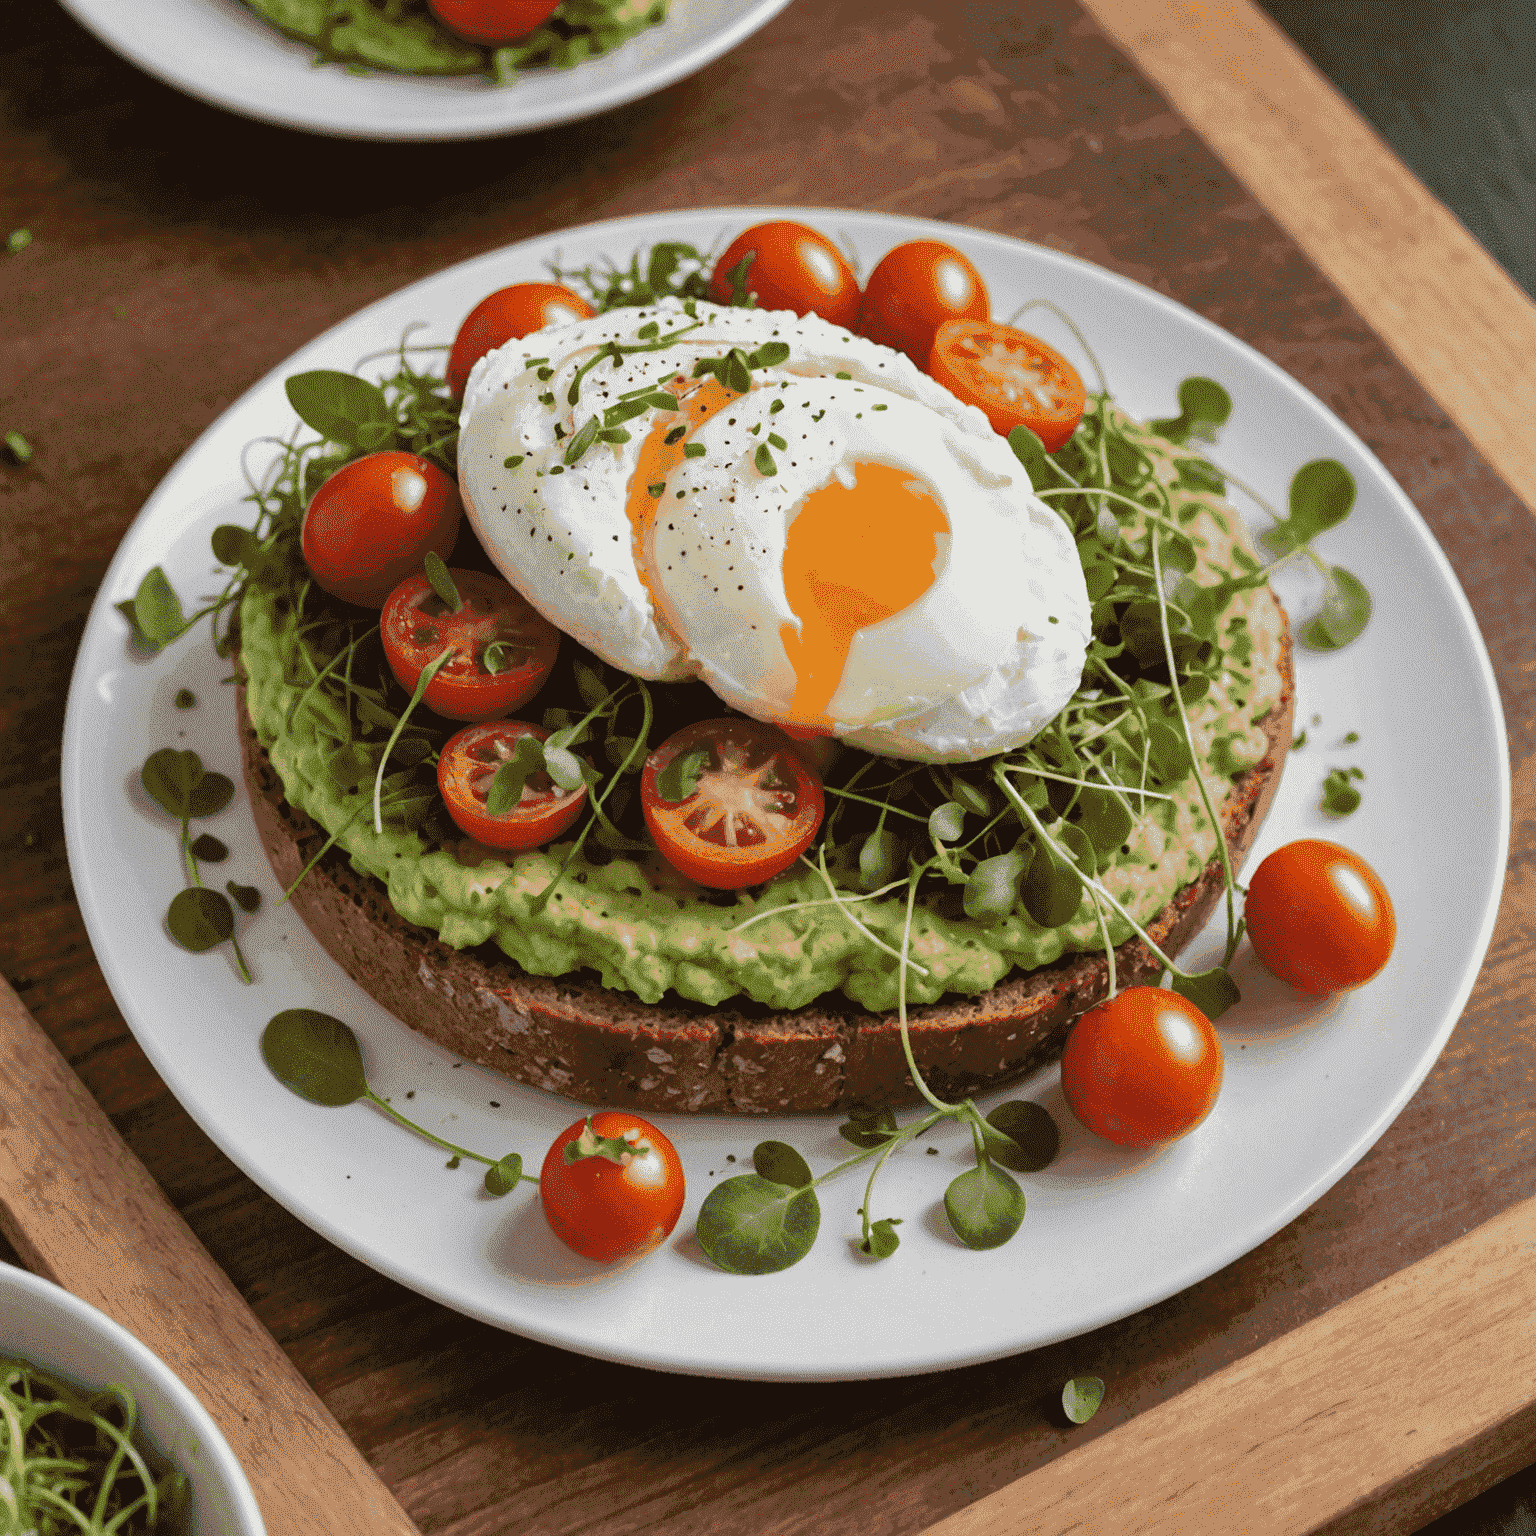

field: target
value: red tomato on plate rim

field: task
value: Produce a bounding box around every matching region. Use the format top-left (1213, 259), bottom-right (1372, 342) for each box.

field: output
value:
top-left (1244, 839), bottom-right (1396, 995)
top-left (300, 451), bottom-right (462, 609)
top-left (540, 1112), bottom-right (687, 1263)
top-left (446, 281), bottom-right (596, 398)
top-left (640, 718), bottom-right (825, 890)
top-left (708, 221), bottom-right (862, 328)
top-left (1060, 986), bottom-right (1223, 1149)
top-left (437, 718), bottom-right (586, 851)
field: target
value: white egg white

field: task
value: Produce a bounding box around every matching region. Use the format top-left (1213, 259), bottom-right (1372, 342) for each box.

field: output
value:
top-left (458, 298), bottom-right (1091, 763)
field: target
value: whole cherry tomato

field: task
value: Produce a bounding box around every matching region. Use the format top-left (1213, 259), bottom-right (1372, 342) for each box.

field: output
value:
top-left (928, 319), bottom-right (1087, 450)
top-left (301, 451), bottom-right (462, 608)
top-left (1244, 839), bottom-right (1396, 996)
top-left (446, 282), bottom-right (595, 398)
top-left (1060, 987), bottom-right (1223, 1149)
top-left (540, 1112), bottom-right (687, 1263)
top-left (437, 718), bottom-right (587, 852)
top-left (856, 240), bottom-right (989, 366)
top-left (640, 718), bottom-right (825, 890)
top-left (382, 567), bottom-right (559, 721)
top-left (427, 0), bottom-right (560, 46)
top-left (708, 221), bottom-right (862, 328)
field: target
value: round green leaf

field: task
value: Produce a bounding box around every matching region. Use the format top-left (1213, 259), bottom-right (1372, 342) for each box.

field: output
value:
top-left (1169, 966), bottom-right (1241, 1020)
top-left (860, 1217), bottom-right (902, 1259)
top-left (858, 827), bottom-right (903, 891)
top-left (189, 833), bottom-right (228, 863)
top-left (964, 849), bottom-right (1027, 923)
top-left (1302, 565), bottom-right (1372, 651)
top-left (984, 1100), bottom-right (1060, 1173)
top-left (1022, 834), bottom-right (1083, 929)
top-left (542, 745), bottom-right (585, 792)
top-left (141, 748), bottom-right (204, 819)
top-left (928, 801), bottom-right (967, 845)
top-left (696, 1174), bottom-right (821, 1274)
top-left (948, 776), bottom-right (991, 817)
top-left (261, 1009), bottom-right (367, 1107)
top-left (943, 1161), bottom-right (1025, 1250)
top-left (187, 771), bottom-right (234, 819)
top-left (753, 1140), bottom-right (814, 1189)
top-left (484, 1153), bottom-right (525, 1197)
top-left (1062, 1375), bottom-right (1105, 1424)
top-left (226, 881), bottom-right (262, 914)
top-left (284, 369), bottom-right (395, 450)
top-left (133, 566), bottom-right (189, 648)
top-left (1075, 787), bottom-right (1134, 860)
top-left (167, 887), bottom-right (234, 953)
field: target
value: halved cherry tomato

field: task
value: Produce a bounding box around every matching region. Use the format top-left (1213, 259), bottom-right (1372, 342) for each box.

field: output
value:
top-left (427, 0), bottom-right (560, 46)
top-left (1244, 840), bottom-right (1395, 996)
top-left (382, 567), bottom-right (560, 721)
top-left (641, 718), bottom-right (824, 889)
top-left (446, 282), bottom-right (596, 398)
top-left (1060, 987), bottom-right (1223, 1149)
top-left (301, 451), bottom-right (462, 609)
top-left (856, 240), bottom-right (989, 366)
top-left (437, 718), bottom-right (587, 851)
top-left (540, 1112), bottom-right (687, 1264)
top-left (708, 221), bottom-right (862, 328)
top-left (928, 319), bottom-right (1087, 451)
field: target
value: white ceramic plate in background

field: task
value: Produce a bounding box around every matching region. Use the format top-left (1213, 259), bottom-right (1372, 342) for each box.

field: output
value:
top-left (61, 208), bottom-right (1510, 1380)
top-left (1, 1263), bottom-right (266, 1534)
top-left (55, 0), bottom-right (792, 141)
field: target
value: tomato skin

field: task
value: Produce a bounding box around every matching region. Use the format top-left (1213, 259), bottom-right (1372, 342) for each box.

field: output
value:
top-left (928, 319), bottom-right (1087, 451)
top-left (1060, 987), bottom-right (1223, 1149)
top-left (382, 567), bottom-right (559, 722)
top-left (540, 1112), bottom-right (687, 1263)
top-left (1244, 840), bottom-right (1396, 996)
top-left (708, 221), bottom-right (861, 328)
top-left (437, 719), bottom-right (587, 851)
top-left (446, 282), bottom-right (596, 399)
top-left (301, 452), bottom-right (462, 609)
top-left (641, 719), bottom-right (825, 890)
top-left (427, 0), bottom-right (560, 46)
top-left (856, 240), bottom-right (989, 366)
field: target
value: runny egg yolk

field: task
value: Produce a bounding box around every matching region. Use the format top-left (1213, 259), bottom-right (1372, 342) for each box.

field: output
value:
top-left (780, 462), bottom-right (947, 727)
top-left (625, 373), bottom-right (741, 605)
top-left (625, 379), bottom-right (948, 732)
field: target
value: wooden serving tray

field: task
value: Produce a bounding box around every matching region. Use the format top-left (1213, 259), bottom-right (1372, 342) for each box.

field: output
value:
top-left (2, 0), bottom-right (1533, 1531)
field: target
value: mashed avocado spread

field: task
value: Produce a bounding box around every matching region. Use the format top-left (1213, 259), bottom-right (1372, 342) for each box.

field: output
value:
top-left (241, 400), bottom-right (1284, 1014)
top-left (241, 0), bottom-right (668, 78)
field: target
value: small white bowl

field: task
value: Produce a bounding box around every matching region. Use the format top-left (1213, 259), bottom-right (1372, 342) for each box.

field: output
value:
top-left (0, 1262), bottom-right (266, 1534)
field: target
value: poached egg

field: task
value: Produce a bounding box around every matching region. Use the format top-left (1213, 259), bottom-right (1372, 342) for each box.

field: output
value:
top-left (457, 299), bottom-right (1090, 763)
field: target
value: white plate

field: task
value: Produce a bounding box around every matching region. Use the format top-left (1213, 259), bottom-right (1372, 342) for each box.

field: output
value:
top-left (62, 208), bottom-right (1510, 1381)
top-left (57, 0), bottom-right (792, 141)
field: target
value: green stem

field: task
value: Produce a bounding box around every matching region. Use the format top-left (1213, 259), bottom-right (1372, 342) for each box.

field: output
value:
top-left (1150, 525), bottom-right (1239, 959)
top-left (180, 819), bottom-right (199, 887)
top-left (895, 871), bottom-right (959, 1116)
top-left (373, 645), bottom-right (453, 835)
top-left (363, 1088), bottom-right (535, 1179)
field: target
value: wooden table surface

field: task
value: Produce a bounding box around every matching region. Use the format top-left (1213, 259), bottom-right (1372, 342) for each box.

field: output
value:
top-left (4, 2), bottom-right (1534, 1532)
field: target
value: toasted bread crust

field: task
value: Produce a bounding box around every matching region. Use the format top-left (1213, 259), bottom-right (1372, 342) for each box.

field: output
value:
top-left (241, 601), bottom-right (1293, 1113)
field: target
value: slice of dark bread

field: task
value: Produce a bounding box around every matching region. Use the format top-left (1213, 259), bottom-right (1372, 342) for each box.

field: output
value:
top-left (241, 598), bottom-right (1292, 1114)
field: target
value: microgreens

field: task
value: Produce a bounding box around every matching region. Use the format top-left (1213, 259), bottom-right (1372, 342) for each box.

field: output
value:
top-left (4, 429), bottom-right (32, 464)
top-left (261, 1009), bottom-right (535, 1195)
top-left (141, 747), bottom-right (252, 983)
